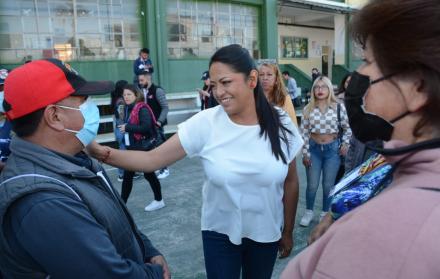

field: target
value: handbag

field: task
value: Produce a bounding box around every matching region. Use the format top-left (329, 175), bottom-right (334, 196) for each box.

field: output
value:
top-left (128, 103), bottom-right (159, 151)
top-left (329, 153), bottom-right (394, 220)
top-left (139, 136), bottom-right (157, 151)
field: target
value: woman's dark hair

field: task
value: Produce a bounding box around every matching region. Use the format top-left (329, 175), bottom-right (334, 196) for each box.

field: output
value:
top-left (337, 73), bottom-right (351, 95)
top-left (351, 0), bottom-right (440, 136)
top-left (110, 80), bottom-right (128, 109)
top-left (123, 84), bottom-right (144, 103)
top-left (209, 44), bottom-right (292, 164)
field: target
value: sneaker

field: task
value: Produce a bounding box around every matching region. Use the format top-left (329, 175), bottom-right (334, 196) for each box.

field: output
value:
top-left (319, 211), bottom-right (328, 222)
top-left (299, 210), bottom-right (314, 227)
top-left (156, 168), bottom-right (170, 179)
top-left (144, 200), bottom-right (165, 212)
top-left (117, 175), bottom-right (123, 182)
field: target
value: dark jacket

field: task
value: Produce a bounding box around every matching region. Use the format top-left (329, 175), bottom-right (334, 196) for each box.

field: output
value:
top-left (200, 85), bottom-right (218, 110)
top-left (124, 103), bottom-right (156, 150)
top-left (144, 84), bottom-right (168, 126)
top-left (0, 120), bottom-right (11, 162)
top-left (133, 57), bottom-right (153, 76)
top-left (0, 137), bottom-right (163, 278)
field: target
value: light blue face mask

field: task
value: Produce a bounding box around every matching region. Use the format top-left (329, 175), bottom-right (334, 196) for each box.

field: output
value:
top-left (56, 98), bottom-right (100, 147)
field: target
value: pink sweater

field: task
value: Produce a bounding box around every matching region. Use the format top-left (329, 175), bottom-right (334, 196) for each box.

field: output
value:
top-left (282, 140), bottom-right (440, 279)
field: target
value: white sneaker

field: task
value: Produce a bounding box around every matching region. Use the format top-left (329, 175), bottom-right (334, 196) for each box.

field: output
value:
top-left (156, 168), bottom-right (170, 179)
top-left (117, 175), bottom-right (123, 182)
top-left (144, 200), bottom-right (165, 211)
top-left (319, 211), bottom-right (328, 222)
top-left (300, 210), bottom-right (314, 227)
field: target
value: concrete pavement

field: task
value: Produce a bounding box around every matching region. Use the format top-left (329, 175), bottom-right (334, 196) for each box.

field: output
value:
top-left (105, 156), bottom-right (325, 279)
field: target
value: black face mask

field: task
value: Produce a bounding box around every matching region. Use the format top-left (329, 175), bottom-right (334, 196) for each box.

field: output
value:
top-left (366, 138), bottom-right (440, 156)
top-left (344, 71), bottom-right (410, 143)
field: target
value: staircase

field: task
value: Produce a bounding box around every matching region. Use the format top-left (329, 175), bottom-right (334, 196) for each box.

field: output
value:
top-left (94, 91), bottom-right (200, 144)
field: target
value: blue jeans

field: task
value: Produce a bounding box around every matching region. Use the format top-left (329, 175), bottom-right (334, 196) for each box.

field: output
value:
top-left (113, 119), bottom-right (126, 177)
top-left (306, 138), bottom-right (341, 212)
top-left (202, 231), bottom-right (279, 279)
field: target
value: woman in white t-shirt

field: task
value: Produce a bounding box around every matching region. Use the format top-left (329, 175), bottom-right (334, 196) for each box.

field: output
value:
top-left (89, 44), bottom-right (303, 279)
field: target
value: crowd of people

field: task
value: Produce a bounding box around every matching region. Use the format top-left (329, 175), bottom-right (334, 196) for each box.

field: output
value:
top-left (1, 0), bottom-right (440, 278)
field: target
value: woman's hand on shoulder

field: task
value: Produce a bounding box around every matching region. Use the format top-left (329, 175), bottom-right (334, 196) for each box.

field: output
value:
top-left (86, 141), bottom-right (111, 162)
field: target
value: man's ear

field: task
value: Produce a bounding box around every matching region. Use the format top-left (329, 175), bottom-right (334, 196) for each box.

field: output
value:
top-left (43, 105), bottom-right (66, 131)
top-left (248, 69), bottom-right (258, 89)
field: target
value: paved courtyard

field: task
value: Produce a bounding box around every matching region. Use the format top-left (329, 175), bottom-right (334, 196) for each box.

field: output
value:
top-left (104, 155), bottom-right (324, 279)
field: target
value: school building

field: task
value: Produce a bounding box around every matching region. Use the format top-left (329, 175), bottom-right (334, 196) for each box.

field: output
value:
top-left (0, 0), bottom-right (367, 142)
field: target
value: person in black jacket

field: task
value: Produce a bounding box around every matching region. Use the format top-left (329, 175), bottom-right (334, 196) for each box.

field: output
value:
top-left (118, 84), bottom-right (164, 211)
top-left (198, 71), bottom-right (218, 110)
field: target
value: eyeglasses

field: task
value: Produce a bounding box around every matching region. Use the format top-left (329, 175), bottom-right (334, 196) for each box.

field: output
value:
top-left (313, 85), bottom-right (329, 91)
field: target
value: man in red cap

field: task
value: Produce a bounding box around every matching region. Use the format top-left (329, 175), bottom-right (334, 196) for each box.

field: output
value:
top-left (0, 59), bottom-right (170, 278)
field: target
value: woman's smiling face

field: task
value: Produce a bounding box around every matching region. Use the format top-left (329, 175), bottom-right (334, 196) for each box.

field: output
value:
top-left (209, 62), bottom-right (255, 117)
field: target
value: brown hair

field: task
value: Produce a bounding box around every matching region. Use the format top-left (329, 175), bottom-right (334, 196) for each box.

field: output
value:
top-left (123, 84), bottom-right (144, 103)
top-left (258, 63), bottom-right (287, 107)
top-left (351, 0), bottom-right (440, 136)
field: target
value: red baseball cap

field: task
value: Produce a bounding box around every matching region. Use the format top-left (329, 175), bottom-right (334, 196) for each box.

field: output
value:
top-left (3, 58), bottom-right (114, 120)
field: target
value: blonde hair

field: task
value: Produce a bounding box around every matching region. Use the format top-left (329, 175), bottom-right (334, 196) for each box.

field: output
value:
top-left (258, 63), bottom-right (287, 107)
top-left (303, 76), bottom-right (337, 118)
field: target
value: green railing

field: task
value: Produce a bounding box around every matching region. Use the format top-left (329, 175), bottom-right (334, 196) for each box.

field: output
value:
top-left (332, 64), bottom-right (351, 88)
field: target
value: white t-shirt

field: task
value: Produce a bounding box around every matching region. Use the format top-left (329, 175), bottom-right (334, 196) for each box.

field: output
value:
top-left (178, 105), bottom-right (303, 245)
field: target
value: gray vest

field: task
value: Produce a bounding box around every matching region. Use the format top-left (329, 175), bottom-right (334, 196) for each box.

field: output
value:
top-left (0, 142), bottom-right (146, 278)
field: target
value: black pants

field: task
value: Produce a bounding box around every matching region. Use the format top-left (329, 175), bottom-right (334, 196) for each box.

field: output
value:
top-left (121, 170), bottom-right (162, 203)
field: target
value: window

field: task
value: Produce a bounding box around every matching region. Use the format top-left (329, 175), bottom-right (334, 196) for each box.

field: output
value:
top-left (281, 36), bottom-right (308, 59)
top-left (167, 0), bottom-right (260, 59)
top-left (0, 0), bottom-right (141, 63)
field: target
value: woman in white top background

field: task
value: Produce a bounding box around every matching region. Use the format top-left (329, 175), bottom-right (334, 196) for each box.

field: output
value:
top-left (89, 44), bottom-right (303, 279)
top-left (299, 76), bottom-right (351, 227)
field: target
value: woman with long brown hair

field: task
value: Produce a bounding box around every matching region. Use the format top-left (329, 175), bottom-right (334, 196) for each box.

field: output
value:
top-left (258, 62), bottom-right (298, 126)
top-left (119, 84), bottom-right (164, 211)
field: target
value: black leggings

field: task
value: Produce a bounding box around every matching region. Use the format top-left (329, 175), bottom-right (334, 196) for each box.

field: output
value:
top-left (121, 170), bottom-right (162, 203)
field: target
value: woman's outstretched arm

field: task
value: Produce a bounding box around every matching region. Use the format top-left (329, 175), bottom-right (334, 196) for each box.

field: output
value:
top-left (88, 133), bottom-right (187, 173)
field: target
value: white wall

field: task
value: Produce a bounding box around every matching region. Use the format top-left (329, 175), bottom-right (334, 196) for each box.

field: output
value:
top-left (334, 14), bottom-right (346, 65)
top-left (278, 25), bottom-right (334, 78)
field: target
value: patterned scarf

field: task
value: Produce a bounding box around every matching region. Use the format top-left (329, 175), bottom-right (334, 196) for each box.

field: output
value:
top-left (128, 102), bottom-right (157, 141)
top-left (330, 153), bottom-right (394, 220)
